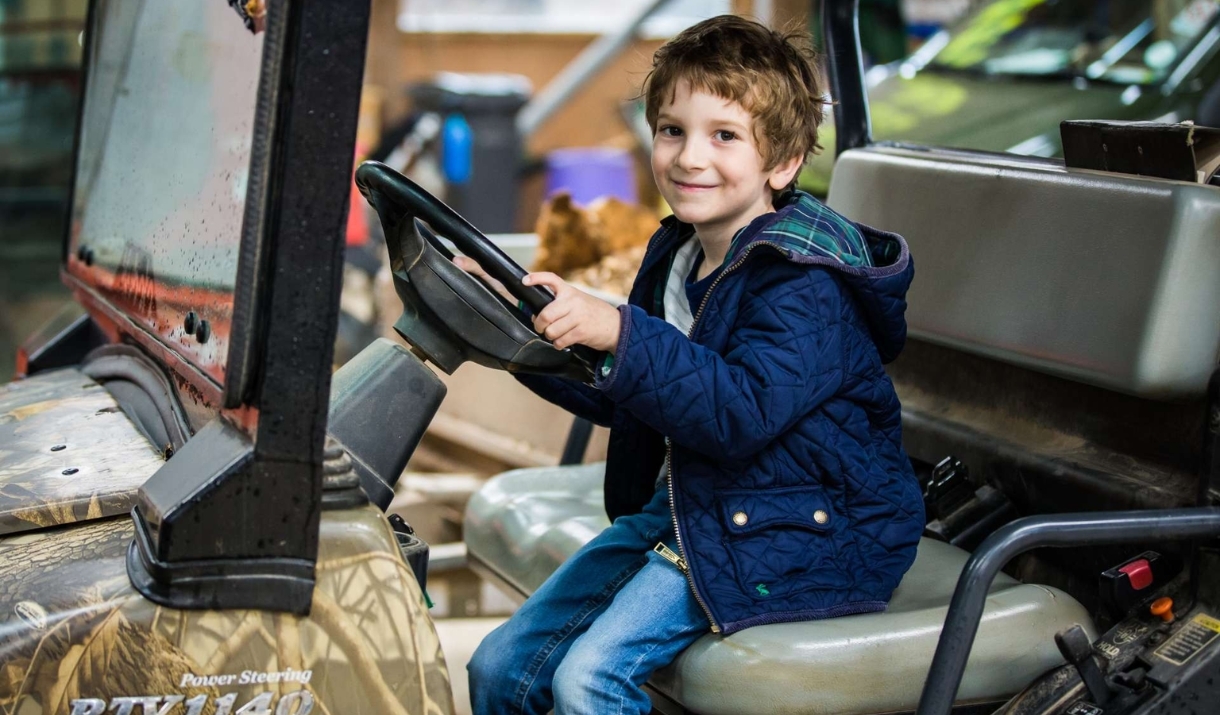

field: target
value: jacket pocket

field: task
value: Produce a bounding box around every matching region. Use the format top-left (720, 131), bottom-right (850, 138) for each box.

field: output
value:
top-left (717, 486), bottom-right (840, 601)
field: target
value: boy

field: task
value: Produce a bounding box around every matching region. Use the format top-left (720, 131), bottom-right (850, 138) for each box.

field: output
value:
top-left (459, 14), bottom-right (923, 715)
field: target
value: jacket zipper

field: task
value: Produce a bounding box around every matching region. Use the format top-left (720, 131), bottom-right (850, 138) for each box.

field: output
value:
top-left (666, 241), bottom-right (786, 635)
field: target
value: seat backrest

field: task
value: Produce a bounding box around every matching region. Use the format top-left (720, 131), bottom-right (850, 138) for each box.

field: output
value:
top-left (828, 147), bottom-right (1220, 399)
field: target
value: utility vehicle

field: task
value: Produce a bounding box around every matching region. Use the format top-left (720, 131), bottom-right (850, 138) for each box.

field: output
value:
top-left (800, 0), bottom-right (1220, 195)
top-left (3, 2), bottom-right (1220, 715)
top-left (0, 3), bottom-right (453, 714)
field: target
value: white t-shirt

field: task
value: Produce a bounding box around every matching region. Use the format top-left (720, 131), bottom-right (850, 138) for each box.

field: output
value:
top-left (663, 236), bottom-right (702, 335)
top-left (655, 236), bottom-right (703, 489)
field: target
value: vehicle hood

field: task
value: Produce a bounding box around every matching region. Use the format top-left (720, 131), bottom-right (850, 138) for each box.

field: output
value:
top-left (803, 70), bottom-right (1133, 193)
top-left (0, 368), bottom-right (165, 536)
top-left (867, 71), bottom-right (1130, 148)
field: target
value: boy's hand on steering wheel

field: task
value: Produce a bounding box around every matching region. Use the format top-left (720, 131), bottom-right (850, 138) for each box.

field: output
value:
top-left (524, 272), bottom-right (621, 354)
top-left (452, 257), bottom-right (620, 354)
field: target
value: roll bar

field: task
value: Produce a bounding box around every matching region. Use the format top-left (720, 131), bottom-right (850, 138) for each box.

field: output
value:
top-left (916, 507), bottom-right (1220, 715)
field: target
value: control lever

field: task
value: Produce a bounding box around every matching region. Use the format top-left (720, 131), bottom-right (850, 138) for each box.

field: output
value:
top-left (1055, 625), bottom-right (1113, 706)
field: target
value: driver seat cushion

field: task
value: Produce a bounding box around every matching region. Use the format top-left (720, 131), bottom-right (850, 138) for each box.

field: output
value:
top-left (466, 463), bottom-right (1095, 715)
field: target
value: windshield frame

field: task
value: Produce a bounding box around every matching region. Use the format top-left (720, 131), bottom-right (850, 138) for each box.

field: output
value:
top-left (60, 0), bottom-right (276, 410)
top-left (60, 0), bottom-right (361, 427)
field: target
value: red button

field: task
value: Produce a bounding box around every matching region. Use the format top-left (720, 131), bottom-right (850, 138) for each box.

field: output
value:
top-left (1119, 559), bottom-right (1153, 590)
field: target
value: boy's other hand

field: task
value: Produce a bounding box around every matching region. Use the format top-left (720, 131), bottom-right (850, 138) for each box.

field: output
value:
top-left (525, 272), bottom-right (621, 353)
top-left (453, 255), bottom-right (516, 304)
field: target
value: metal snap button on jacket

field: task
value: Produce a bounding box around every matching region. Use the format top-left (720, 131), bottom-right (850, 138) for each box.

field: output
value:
top-left (732, 511), bottom-right (748, 526)
top-left (813, 510), bottom-right (829, 525)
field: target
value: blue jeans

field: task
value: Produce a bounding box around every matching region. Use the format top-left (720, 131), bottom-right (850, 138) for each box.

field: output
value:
top-left (468, 487), bottom-right (710, 715)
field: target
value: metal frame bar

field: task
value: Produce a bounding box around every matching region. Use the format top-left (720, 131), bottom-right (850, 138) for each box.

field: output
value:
top-left (223, 0), bottom-right (289, 407)
top-left (821, 0), bottom-right (871, 156)
top-left (560, 417), bottom-right (595, 465)
top-left (516, 0), bottom-right (674, 140)
top-left (61, 0), bottom-right (98, 266)
top-left (916, 507), bottom-right (1220, 715)
top-left (251, 0), bottom-right (370, 466)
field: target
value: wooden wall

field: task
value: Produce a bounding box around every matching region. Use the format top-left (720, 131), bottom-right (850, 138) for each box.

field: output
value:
top-left (363, 0), bottom-right (812, 230)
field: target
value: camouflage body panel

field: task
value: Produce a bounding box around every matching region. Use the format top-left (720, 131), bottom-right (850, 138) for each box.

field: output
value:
top-left (0, 507), bottom-right (454, 715)
top-left (0, 369), bottom-right (165, 535)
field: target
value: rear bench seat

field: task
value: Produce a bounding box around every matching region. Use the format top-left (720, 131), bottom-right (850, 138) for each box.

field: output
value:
top-left (829, 146), bottom-right (1220, 399)
top-left (466, 464), bottom-right (1092, 714)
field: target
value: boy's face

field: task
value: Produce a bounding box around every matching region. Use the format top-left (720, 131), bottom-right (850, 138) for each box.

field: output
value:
top-left (651, 80), bottom-right (800, 241)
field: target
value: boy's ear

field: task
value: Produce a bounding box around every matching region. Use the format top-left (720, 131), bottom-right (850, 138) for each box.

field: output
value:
top-left (767, 154), bottom-right (804, 191)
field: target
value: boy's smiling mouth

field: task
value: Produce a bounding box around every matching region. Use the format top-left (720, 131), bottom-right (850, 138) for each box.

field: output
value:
top-left (672, 180), bottom-right (716, 191)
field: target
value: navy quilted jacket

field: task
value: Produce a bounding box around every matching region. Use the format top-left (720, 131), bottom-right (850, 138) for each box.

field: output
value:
top-left (518, 192), bottom-right (924, 634)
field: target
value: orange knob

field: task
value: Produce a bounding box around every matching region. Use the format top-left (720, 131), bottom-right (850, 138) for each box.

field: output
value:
top-left (1151, 597), bottom-right (1175, 623)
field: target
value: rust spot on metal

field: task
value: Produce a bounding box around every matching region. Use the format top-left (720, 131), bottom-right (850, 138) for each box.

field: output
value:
top-left (8, 400), bottom-right (59, 421)
top-left (172, 372), bottom-right (210, 409)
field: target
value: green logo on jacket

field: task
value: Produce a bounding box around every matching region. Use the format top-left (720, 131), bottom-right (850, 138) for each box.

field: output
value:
top-left (755, 583), bottom-right (770, 597)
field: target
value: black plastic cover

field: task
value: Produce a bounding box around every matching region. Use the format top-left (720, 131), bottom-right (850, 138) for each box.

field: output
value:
top-left (129, 418), bottom-right (316, 614)
top-left (127, 513), bottom-right (314, 614)
top-left (328, 338), bottom-right (447, 511)
top-left (388, 513), bottom-right (430, 591)
top-left (1099, 551), bottom-right (1182, 619)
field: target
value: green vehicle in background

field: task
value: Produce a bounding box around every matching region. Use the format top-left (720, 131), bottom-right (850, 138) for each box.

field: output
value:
top-left (802, 0), bottom-right (1220, 194)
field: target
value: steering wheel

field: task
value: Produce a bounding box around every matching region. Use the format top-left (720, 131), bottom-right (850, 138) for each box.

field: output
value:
top-left (355, 161), bottom-right (605, 382)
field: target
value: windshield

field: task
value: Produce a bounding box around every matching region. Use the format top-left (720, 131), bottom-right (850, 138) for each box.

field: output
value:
top-left (928, 0), bottom-right (1220, 84)
top-left (67, 0), bottom-right (264, 385)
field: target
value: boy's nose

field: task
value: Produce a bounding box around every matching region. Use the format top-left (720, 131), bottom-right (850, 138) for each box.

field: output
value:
top-left (675, 139), bottom-right (708, 171)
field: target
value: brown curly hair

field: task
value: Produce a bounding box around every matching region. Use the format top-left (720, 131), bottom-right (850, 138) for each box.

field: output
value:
top-left (643, 15), bottom-right (828, 180)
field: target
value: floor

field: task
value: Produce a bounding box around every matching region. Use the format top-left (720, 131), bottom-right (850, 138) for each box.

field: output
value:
top-left (434, 617), bottom-right (508, 715)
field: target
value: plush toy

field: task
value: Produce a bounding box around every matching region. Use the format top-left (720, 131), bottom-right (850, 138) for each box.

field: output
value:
top-left (532, 192), bottom-right (655, 296)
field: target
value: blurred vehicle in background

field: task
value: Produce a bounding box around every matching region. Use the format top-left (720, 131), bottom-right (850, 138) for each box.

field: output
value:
top-left (0, 0), bottom-right (87, 379)
top-left (801, 0), bottom-right (1220, 194)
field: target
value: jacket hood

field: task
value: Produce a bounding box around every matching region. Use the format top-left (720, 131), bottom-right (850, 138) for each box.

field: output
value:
top-left (733, 191), bottom-right (914, 363)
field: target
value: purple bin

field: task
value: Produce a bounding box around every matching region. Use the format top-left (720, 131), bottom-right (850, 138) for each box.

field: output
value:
top-left (544, 147), bottom-right (638, 206)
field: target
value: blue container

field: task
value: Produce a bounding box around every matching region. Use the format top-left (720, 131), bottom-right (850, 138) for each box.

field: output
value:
top-left (442, 112), bottom-right (473, 185)
top-left (544, 147), bottom-right (637, 206)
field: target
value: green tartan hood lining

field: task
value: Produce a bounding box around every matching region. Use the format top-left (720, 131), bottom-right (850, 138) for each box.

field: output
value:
top-left (652, 191), bottom-right (906, 275)
top-left (730, 190), bottom-right (876, 267)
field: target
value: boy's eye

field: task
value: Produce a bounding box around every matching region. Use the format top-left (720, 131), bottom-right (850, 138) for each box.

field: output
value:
top-left (659, 125), bottom-right (682, 137)
top-left (715, 130), bottom-right (737, 142)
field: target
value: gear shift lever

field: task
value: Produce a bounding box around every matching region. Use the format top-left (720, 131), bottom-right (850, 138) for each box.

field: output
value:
top-left (1055, 625), bottom-right (1113, 706)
